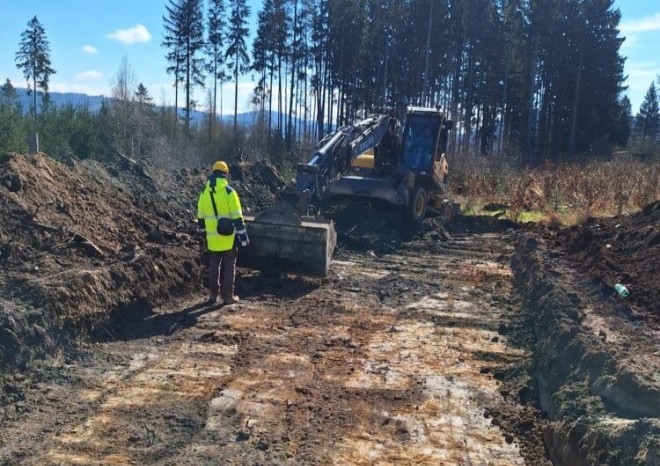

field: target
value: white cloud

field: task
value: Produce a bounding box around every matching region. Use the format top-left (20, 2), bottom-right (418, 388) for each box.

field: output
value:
top-left (220, 81), bottom-right (258, 114)
top-left (106, 24), bottom-right (151, 44)
top-left (620, 12), bottom-right (660, 34)
top-left (75, 70), bottom-right (103, 81)
top-left (149, 83), bottom-right (175, 106)
top-left (82, 45), bottom-right (98, 54)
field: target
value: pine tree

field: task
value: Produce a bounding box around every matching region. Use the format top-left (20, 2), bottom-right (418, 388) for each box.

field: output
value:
top-left (499, 0), bottom-right (529, 156)
top-left (610, 95), bottom-right (632, 147)
top-left (309, 0), bottom-right (329, 138)
top-left (297, 0), bottom-right (316, 139)
top-left (135, 83), bottom-right (156, 159)
top-left (162, 0), bottom-right (205, 134)
top-left (0, 79), bottom-right (23, 153)
top-left (252, 0), bottom-right (276, 134)
top-left (135, 83), bottom-right (154, 107)
top-left (287, 0), bottom-right (301, 146)
top-left (568, 0), bottom-right (626, 157)
top-left (635, 82), bottom-right (660, 141)
top-left (15, 16), bottom-right (56, 125)
top-left (0, 79), bottom-right (18, 109)
top-left (271, 0), bottom-right (290, 138)
top-left (163, 0), bottom-right (185, 129)
top-left (519, 0), bottom-right (626, 162)
top-left (226, 0), bottom-right (251, 138)
top-left (180, 0), bottom-right (206, 132)
top-left (327, 0), bottom-right (366, 126)
top-left (206, 0), bottom-right (227, 133)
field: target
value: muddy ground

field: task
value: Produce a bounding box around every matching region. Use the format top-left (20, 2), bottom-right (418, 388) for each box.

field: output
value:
top-left (1, 153), bottom-right (658, 465)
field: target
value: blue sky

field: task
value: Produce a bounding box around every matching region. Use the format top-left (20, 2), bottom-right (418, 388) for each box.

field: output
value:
top-left (0, 0), bottom-right (658, 114)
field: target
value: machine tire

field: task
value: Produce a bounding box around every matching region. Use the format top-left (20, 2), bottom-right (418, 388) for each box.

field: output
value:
top-left (441, 200), bottom-right (454, 221)
top-left (410, 187), bottom-right (428, 223)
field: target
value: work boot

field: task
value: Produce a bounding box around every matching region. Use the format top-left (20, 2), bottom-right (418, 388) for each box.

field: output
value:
top-left (223, 295), bottom-right (240, 305)
top-left (205, 295), bottom-right (218, 306)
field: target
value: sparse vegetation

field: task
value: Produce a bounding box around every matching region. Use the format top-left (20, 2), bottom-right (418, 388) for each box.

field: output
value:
top-left (451, 154), bottom-right (660, 224)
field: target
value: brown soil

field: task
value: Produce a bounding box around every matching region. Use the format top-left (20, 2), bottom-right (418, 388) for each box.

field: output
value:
top-left (0, 154), bottom-right (286, 367)
top-left (512, 205), bottom-right (660, 465)
top-left (1, 152), bottom-right (658, 465)
top-left (550, 202), bottom-right (660, 329)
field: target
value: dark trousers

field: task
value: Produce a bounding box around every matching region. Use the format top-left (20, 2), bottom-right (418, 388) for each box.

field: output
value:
top-left (208, 246), bottom-right (238, 300)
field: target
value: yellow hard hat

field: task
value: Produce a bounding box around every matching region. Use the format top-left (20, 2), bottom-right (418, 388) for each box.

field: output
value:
top-left (212, 160), bottom-right (229, 174)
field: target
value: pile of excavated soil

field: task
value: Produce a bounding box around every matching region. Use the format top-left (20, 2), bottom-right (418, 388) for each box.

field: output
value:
top-left (165, 159), bottom-right (286, 216)
top-left (0, 153), bottom-right (286, 370)
top-left (325, 199), bottom-right (511, 256)
top-left (0, 153), bottom-right (202, 368)
top-left (512, 203), bottom-right (660, 465)
top-left (324, 200), bottom-right (418, 255)
top-left (551, 201), bottom-right (659, 329)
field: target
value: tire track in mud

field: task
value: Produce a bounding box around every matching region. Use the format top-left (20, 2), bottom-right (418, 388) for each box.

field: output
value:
top-left (3, 230), bottom-right (548, 465)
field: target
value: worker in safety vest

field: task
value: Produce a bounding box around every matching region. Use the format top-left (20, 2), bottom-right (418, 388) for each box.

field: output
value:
top-left (197, 161), bottom-right (249, 305)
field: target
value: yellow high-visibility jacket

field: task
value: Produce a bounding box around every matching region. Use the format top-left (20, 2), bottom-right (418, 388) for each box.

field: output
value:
top-left (197, 175), bottom-right (246, 252)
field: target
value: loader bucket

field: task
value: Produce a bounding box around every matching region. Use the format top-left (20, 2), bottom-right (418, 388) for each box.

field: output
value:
top-left (239, 203), bottom-right (336, 277)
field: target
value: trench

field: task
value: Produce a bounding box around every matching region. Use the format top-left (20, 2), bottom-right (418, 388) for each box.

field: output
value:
top-left (512, 234), bottom-right (660, 466)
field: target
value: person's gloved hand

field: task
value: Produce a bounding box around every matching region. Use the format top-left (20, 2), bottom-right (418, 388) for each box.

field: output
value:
top-left (237, 230), bottom-right (249, 247)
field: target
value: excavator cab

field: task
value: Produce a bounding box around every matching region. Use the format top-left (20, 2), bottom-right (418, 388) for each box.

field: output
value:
top-left (398, 107), bottom-right (453, 222)
top-left (402, 113), bottom-right (440, 170)
top-left (401, 108), bottom-right (451, 175)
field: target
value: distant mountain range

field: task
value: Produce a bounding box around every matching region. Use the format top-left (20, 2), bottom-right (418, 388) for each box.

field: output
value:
top-left (14, 88), bottom-right (314, 129)
top-left (16, 88), bottom-right (106, 112)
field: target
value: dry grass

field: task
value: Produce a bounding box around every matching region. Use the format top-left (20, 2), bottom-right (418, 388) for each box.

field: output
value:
top-left (450, 155), bottom-right (660, 225)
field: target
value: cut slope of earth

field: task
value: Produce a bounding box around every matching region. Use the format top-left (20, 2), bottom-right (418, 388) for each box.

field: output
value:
top-left (0, 153), bottom-right (285, 368)
top-left (552, 201), bottom-right (660, 329)
top-left (512, 202), bottom-right (660, 465)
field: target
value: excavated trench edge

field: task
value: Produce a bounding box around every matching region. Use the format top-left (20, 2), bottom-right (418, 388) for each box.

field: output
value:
top-left (1, 250), bottom-right (202, 370)
top-left (511, 233), bottom-right (660, 466)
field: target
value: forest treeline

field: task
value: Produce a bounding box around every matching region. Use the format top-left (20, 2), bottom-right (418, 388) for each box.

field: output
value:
top-left (1, 0), bottom-right (659, 167)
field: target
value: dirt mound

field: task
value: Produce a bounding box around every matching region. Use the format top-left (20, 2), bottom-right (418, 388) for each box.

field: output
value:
top-left (512, 232), bottom-right (660, 465)
top-left (0, 154), bottom-right (285, 369)
top-left (0, 153), bottom-right (202, 367)
top-left (325, 199), bottom-right (417, 254)
top-left (229, 160), bottom-right (287, 212)
top-left (326, 198), bottom-right (519, 256)
top-left (552, 201), bottom-right (659, 329)
top-left (166, 159), bottom-right (286, 215)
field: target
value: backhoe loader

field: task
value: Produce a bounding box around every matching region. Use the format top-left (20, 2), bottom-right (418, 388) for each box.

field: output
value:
top-left (239, 107), bottom-right (454, 276)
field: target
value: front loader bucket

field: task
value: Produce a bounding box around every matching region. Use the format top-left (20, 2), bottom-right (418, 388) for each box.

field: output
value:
top-left (239, 204), bottom-right (336, 277)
